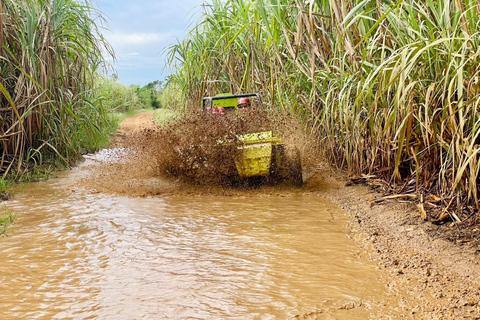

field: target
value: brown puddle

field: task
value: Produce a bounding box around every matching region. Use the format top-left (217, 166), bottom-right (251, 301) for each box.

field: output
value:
top-left (0, 168), bottom-right (408, 319)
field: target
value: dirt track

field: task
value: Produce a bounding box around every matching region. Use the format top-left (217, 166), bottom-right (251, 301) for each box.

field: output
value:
top-left (118, 111), bottom-right (156, 134)
top-left (312, 174), bottom-right (480, 319)
top-left (87, 111), bottom-right (480, 319)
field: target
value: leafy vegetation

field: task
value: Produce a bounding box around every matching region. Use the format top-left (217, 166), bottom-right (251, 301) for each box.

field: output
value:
top-left (168, 0), bottom-right (480, 220)
top-left (0, 0), bottom-right (113, 178)
top-left (132, 80), bottom-right (164, 110)
top-left (96, 76), bottom-right (165, 112)
top-left (0, 211), bottom-right (15, 236)
top-left (95, 76), bottom-right (141, 113)
top-left (160, 76), bottom-right (184, 111)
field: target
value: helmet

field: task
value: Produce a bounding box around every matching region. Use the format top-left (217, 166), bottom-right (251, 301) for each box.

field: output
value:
top-left (237, 98), bottom-right (250, 105)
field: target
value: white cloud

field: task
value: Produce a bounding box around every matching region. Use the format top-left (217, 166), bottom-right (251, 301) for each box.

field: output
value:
top-left (108, 32), bottom-right (172, 46)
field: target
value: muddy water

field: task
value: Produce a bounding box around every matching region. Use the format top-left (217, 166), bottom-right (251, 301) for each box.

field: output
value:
top-left (0, 172), bottom-right (402, 319)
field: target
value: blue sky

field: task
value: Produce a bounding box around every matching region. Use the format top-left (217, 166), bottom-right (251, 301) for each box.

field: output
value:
top-left (96, 0), bottom-right (206, 86)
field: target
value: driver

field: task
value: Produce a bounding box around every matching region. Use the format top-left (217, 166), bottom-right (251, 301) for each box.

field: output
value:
top-left (237, 97), bottom-right (251, 109)
top-left (207, 105), bottom-right (225, 114)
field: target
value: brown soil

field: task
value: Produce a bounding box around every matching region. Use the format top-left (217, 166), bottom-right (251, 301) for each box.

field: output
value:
top-left (80, 111), bottom-right (480, 319)
top-left (112, 111), bottom-right (157, 147)
top-left (305, 170), bottom-right (480, 319)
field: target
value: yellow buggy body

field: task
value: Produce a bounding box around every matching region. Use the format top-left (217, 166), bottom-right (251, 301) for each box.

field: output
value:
top-left (235, 131), bottom-right (281, 178)
top-left (202, 93), bottom-right (302, 185)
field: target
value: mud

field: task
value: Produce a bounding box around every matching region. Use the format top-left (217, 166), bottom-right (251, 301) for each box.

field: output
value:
top-left (305, 170), bottom-right (480, 319)
top-left (79, 108), bottom-right (309, 196)
top-left (146, 107), bottom-right (305, 185)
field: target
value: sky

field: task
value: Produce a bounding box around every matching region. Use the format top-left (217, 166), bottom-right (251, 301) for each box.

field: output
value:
top-left (95, 0), bottom-right (207, 86)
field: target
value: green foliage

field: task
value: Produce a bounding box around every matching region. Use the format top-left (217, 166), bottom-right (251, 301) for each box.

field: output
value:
top-left (0, 0), bottom-right (113, 178)
top-left (0, 178), bottom-right (12, 201)
top-left (0, 179), bottom-right (8, 194)
top-left (168, 0), bottom-right (480, 215)
top-left (160, 77), bottom-right (184, 110)
top-left (95, 76), bottom-right (141, 113)
top-left (132, 80), bottom-right (164, 109)
top-left (0, 211), bottom-right (15, 237)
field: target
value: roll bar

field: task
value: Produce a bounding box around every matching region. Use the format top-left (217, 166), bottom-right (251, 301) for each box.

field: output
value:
top-left (202, 93), bottom-right (263, 110)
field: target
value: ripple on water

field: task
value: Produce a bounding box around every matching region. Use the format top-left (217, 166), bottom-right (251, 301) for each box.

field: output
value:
top-left (0, 186), bottom-right (403, 319)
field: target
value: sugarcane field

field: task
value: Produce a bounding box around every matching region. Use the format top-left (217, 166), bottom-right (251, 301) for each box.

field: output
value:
top-left (0, 0), bottom-right (479, 319)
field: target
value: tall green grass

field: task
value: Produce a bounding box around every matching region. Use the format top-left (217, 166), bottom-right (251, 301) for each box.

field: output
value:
top-left (95, 76), bottom-right (141, 113)
top-left (0, 210), bottom-right (15, 236)
top-left (160, 76), bottom-right (185, 110)
top-left (0, 0), bottom-right (113, 178)
top-left (168, 0), bottom-right (480, 218)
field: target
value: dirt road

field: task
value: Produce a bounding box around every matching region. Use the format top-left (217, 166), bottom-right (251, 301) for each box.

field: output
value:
top-left (315, 175), bottom-right (480, 319)
top-left (86, 111), bottom-right (480, 318)
top-left (118, 111), bottom-right (156, 134)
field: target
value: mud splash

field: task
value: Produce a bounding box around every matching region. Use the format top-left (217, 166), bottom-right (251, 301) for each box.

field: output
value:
top-left (78, 109), bottom-right (313, 196)
top-left (146, 108), bottom-right (304, 185)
